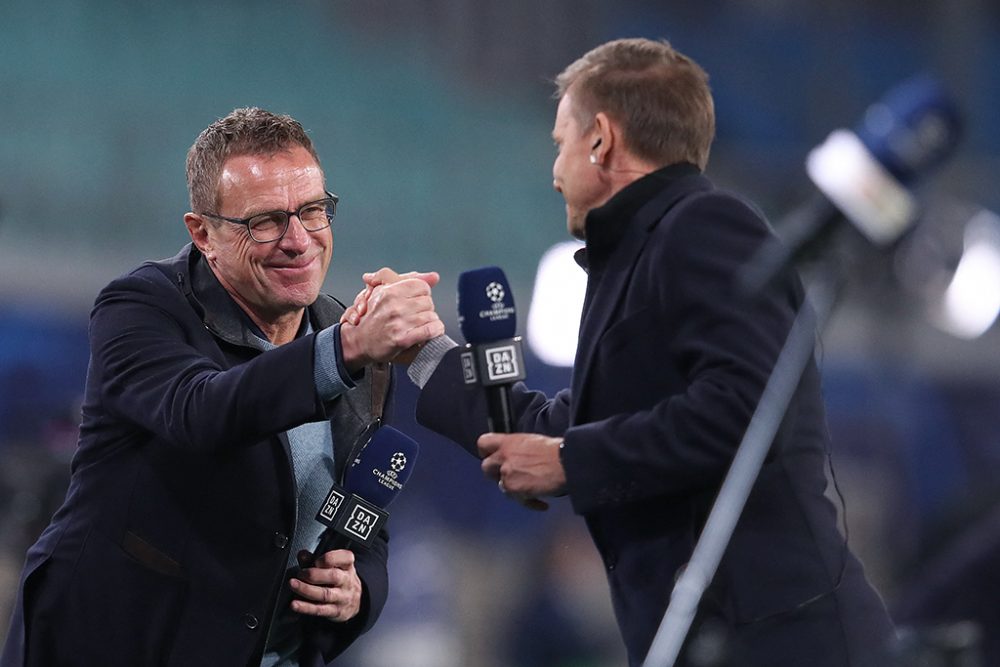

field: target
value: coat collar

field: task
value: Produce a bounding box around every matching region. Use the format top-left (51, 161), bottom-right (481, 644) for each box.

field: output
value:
top-left (570, 165), bottom-right (713, 422)
top-left (576, 162), bottom-right (702, 273)
top-left (149, 244), bottom-right (385, 488)
top-left (165, 243), bottom-right (345, 349)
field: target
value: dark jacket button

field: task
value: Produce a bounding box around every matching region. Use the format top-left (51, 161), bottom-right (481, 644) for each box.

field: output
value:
top-left (244, 614), bottom-right (259, 630)
top-left (273, 532), bottom-right (289, 549)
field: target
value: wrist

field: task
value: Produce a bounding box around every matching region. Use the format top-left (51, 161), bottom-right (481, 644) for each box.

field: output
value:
top-left (338, 322), bottom-right (369, 373)
top-left (555, 438), bottom-right (568, 496)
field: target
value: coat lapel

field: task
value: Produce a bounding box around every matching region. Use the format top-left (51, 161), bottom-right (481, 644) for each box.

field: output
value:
top-left (307, 294), bottom-right (391, 482)
top-left (570, 175), bottom-right (712, 424)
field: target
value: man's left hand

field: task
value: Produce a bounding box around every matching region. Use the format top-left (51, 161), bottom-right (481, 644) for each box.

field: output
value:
top-left (290, 549), bottom-right (363, 622)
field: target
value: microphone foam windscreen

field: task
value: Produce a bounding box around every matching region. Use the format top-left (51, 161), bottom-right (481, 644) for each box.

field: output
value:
top-left (856, 75), bottom-right (962, 185)
top-left (457, 266), bottom-right (517, 344)
top-left (343, 426), bottom-right (419, 509)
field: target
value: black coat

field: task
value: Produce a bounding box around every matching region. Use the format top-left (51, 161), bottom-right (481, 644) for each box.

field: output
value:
top-left (417, 165), bottom-right (894, 666)
top-left (2, 245), bottom-right (390, 667)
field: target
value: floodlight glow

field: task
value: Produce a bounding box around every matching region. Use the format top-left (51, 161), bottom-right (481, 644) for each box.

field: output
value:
top-left (526, 241), bottom-right (587, 367)
top-left (932, 210), bottom-right (1000, 339)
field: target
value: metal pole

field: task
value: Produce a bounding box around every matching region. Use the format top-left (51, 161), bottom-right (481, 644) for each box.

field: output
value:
top-left (641, 277), bottom-right (840, 667)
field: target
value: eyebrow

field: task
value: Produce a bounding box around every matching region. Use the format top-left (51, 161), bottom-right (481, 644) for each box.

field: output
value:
top-left (242, 193), bottom-right (329, 218)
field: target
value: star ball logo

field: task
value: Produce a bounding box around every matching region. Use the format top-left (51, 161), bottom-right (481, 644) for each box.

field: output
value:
top-left (479, 281), bottom-right (515, 322)
top-left (485, 281), bottom-right (505, 303)
top-left (373, 451), bottom-right (407, 492)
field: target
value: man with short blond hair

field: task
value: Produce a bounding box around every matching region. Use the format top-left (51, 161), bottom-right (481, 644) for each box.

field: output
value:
top-left (352, 38), bottom-right (896, 666)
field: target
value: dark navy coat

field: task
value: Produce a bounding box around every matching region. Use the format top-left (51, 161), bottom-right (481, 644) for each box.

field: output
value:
top-left (2, 245), bottom-right (390, 666)
top-left (417, 164), bottom-right (895, 666)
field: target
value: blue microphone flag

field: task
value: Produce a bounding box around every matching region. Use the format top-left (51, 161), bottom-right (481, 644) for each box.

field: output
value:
top-left (457, 266), bottom-right (517, 344)
top-left (343, 425), bottom-right (419, 509)
top-left (315, 426), bottom-right (419, 550)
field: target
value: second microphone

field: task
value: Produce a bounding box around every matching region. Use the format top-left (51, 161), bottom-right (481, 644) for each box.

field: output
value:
top-left (456, 266), bottom-right (527, 433)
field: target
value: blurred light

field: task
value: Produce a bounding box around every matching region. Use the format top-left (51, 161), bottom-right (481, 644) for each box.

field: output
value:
top-left (931, 210), bottom-right (1000, 339)
top-left (806, 129), bottom-right (918, 245)
top-left (526, 241), bottom-right (586, 366)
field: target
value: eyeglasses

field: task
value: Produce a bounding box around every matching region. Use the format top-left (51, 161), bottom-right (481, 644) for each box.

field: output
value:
top-left (200, 192), bottom-right (339, 243)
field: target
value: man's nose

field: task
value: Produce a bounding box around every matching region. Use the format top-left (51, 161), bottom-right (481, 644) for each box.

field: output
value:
top-left (278, 214), bottom-right (311, 249)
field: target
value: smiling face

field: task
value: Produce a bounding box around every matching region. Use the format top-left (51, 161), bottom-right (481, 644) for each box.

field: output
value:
top-left (185, 145), bottom-right (332, 332)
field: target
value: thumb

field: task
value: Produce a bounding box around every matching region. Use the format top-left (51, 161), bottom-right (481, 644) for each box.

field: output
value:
top-left (414, 271), bottom-right (440, 288)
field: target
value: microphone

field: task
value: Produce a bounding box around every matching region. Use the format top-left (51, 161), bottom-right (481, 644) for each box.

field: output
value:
top-left (456, 266), bottom-right (527, 433)
top-left (310, 425), bottom-right (419, 561)
top-left (741, 74), bottom-right (962, 294)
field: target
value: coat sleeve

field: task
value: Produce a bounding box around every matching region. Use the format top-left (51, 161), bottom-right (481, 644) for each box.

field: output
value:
top-left (415, 347), bottom-right (572, 457)
top-left (561, 192), bottom-right (809, 514)
top-left (92, 268), bottom-right (392, 661)
top-left (89, 268), bottom-right (329, 452)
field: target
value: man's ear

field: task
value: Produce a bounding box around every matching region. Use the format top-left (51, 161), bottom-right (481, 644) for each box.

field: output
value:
top-left (591, 112), bottom-right (615, 163)
top-left (183, 212), bottom-right (214, 259)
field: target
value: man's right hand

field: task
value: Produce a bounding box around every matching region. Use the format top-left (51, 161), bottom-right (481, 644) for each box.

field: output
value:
top-left (341, 269), bottom-right (437, 326)
top-left (338, 269), bottom-right (443, 371)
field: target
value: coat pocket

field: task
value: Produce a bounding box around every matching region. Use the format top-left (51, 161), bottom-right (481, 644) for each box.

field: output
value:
top-left (24, 527), bottom-right (189, 666)
top-left (122, 530), bottom-right (185, 578)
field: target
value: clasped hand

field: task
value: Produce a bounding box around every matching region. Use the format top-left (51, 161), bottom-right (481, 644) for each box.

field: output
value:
top-left (343, 268), bottom-right (568, 511)
top-left (338, 269), bottom-right (444, 371)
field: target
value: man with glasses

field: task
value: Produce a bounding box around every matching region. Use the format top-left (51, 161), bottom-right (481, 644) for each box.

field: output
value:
top-left (1, 107), bottom-right (443, 666)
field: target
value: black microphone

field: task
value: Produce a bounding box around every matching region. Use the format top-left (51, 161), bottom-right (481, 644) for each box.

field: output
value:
top-left (456, 266), bottom-right (526, 433)
top-left (741, 74), bottom-right (963, 294)
top-left (309, 426), bottom-right (419, 562)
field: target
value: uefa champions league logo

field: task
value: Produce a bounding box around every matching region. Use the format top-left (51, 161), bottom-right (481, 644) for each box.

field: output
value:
top-left (374, 452), bottom-right (408, 491)
top-left (478, 280), bottom-right (514, 322)
top-left (485, 281), bottom-right (505, 304)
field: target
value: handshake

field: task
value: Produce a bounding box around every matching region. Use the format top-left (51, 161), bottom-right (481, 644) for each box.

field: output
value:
top-left (337, 268), bottom-right (444, 373)
top-left (341, 266), bottom-right (566, 511)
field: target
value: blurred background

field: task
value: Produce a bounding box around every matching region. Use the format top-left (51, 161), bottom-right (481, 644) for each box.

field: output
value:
top-left (2, 1), bottom-right (999, 665)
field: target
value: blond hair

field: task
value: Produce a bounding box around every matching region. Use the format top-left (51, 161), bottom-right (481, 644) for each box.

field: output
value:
top-left (555, 38), bottom-right (715, 170)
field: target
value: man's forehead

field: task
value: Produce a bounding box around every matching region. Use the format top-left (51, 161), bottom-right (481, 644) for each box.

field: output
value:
top-left (553, 95), bottom-right (576, 133)
top-left (220, 150), bottom-right (321, 184)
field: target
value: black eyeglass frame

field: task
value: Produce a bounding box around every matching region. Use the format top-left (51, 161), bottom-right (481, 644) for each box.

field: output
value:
top-left (200, 191), bottom-right (339, 243)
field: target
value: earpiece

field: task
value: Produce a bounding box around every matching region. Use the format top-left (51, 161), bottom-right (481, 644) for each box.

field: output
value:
top-left (590, 138), bottom-right (602, 164)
